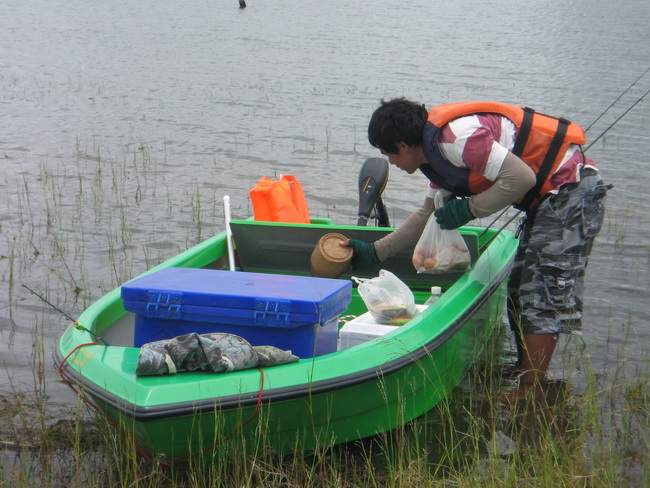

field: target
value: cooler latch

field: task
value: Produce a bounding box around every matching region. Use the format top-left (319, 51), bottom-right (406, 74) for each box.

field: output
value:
top-left (146, 291), bottom-right (183, 319)
top-left (254, 299), bottom-right (291, 327)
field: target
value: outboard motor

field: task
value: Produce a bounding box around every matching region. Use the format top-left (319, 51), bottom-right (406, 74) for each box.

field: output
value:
top-left (357, 157), bottom-right (390, 227)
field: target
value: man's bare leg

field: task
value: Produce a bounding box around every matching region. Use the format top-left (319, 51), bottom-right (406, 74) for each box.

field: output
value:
top-left (502, 333), bottom-right (557, 401)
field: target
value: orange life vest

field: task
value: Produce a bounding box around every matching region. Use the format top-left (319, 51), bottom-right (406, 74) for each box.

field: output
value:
top-left (420, 102), bottom-right (587, 210)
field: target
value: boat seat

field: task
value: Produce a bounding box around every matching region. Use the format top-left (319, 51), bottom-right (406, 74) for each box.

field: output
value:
top-left (229, 220), bottom-right (479, 285)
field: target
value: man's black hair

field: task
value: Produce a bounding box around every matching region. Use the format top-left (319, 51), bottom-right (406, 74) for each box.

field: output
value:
top-left (368, 98), bottom-right (428, 154)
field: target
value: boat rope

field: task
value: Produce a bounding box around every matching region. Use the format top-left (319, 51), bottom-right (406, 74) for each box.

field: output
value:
top-left (175, 367), bottom-right (266, 461)
top-left (58, 342), bottom-right (267, 462)
top-left (133, 366), bottom-right (267, 463)
top-left (58, 342), bottom-right (101, 377)
top-left (59, 342), bottom-right (151, 466)
top-left (58, 341), bottom-right (103, 406)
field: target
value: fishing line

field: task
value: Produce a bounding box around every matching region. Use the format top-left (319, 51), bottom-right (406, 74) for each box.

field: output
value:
top-left (478, 210), bottom-right (523, 254)
top-left (477, 206), bottom-right (512, 239)
top-left (21, 284), bottom-right (109, 345)
top-left (584, 66), bottom-right (650, 133)
top-left (583, 86), bottom-right (650, 153)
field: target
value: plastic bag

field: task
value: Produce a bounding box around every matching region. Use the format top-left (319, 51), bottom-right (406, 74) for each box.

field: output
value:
top-left (250, 174), bottom-right (310, 223)
top-left (353, 270), bottom-right (420, 325)
top-left (412, 213), bottom-right (471, 274)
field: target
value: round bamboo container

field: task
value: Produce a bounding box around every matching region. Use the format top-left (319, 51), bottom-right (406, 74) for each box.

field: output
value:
top-left (310, 233), bottom-right (353, 278)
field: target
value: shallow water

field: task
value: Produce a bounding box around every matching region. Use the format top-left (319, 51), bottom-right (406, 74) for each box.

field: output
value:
top-left (1, 0), bottom-right (649, 437)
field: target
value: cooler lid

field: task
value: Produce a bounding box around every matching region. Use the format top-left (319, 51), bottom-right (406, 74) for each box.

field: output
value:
top-left (121, 268), bottom-right (352, 321)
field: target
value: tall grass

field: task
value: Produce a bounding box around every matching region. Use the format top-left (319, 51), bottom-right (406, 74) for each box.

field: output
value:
top-left (1, 147), bottom-right (648, 487)
top-left (3, 321), bottom-right (647, 486)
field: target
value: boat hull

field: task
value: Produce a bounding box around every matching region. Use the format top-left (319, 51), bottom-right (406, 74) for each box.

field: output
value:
top-left (56, 220), bottom-right (516, 461)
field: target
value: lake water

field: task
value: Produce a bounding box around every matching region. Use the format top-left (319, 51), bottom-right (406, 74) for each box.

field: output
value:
top-left (1, 0), bottom-right (649, 434)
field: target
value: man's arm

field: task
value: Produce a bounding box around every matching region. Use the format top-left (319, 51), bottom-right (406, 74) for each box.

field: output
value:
top-left (372, 152), bottom-right (535, 261)
top-left (468, 152), bottom-right (536, 218)
top-left (373, 195), bottom-right (435, 262)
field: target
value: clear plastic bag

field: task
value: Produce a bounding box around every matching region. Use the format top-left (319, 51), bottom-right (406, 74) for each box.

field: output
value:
top-left (353, 270), bottom-right (420, 325)
top-left (412, 213), bottom-right (471, 274)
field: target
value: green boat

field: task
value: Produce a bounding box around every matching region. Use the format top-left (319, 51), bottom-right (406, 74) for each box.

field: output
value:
top-left (56, 161), bottom-right (519, 463)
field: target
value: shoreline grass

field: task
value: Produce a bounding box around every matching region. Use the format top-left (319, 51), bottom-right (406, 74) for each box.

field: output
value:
top-left (2, 326), bottom-right (647, 487)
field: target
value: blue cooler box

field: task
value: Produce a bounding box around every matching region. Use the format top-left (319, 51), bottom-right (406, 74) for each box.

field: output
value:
top-left (121, 268), bottom-right (352, 358)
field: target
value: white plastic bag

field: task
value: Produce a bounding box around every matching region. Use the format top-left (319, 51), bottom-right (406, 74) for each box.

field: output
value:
top-left (412, 213), bottom-right (471, 274)
top-left (353, 270), bottom-right (420, 325)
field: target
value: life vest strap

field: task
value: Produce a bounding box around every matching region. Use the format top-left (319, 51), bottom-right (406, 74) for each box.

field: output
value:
top-left (518, 117), bottom-right (570, 210)
top-left (512, 106), bottom-right (534, 157)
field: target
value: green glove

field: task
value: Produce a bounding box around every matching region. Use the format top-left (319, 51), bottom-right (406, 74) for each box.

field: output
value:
top-left (434, 198), bottom-right (474, 230)
top-left (348, 239), bottom-right (380, 269)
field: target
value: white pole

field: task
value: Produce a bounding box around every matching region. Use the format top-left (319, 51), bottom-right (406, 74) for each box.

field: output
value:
top-left (223, 195), bottom-right (236, 271)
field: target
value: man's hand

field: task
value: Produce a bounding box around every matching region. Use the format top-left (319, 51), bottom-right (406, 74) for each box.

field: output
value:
top-left (434, 198), bottom-right (474, 230)
top-left (341, 239), bottom-right (379, 269)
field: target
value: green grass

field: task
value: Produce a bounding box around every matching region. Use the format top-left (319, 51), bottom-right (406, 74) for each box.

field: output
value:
top-left (0, 328), bottom-right (650, 488)
top-left (2, 321), bottom-right (647, 487)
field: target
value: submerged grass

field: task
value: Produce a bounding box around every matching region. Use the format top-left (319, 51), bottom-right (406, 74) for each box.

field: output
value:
top-left (1, 147), bottom-right (648, 486)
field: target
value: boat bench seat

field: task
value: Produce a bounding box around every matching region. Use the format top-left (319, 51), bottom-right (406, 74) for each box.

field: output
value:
top-left (229, 220), bottom-right (479, 286)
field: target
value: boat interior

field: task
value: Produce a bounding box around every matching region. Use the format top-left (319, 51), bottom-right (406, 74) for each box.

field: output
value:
top-left (101, 218), bottom-right (485, 352)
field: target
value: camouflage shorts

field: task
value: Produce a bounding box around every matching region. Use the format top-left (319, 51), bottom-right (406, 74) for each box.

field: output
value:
top-left (507, 171), bottom-right (612, 335)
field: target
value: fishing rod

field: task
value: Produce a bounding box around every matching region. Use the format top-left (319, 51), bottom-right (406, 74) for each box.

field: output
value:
top-left (584, 66), bottom-right (650, 133)
top-left (478, 73), bottom-right (650, 247)
top-left (21, 284), bottom-right (109, 345)
top-left (583, 85), bottom-right (650, 152)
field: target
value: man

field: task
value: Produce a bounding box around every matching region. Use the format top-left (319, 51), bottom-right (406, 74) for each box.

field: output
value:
top-left (344, 98), bottom-right (612, 400)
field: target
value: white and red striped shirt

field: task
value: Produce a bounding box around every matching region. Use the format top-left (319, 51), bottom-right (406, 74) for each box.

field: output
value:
top-left (429, 113), bottom-right (586, 192)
